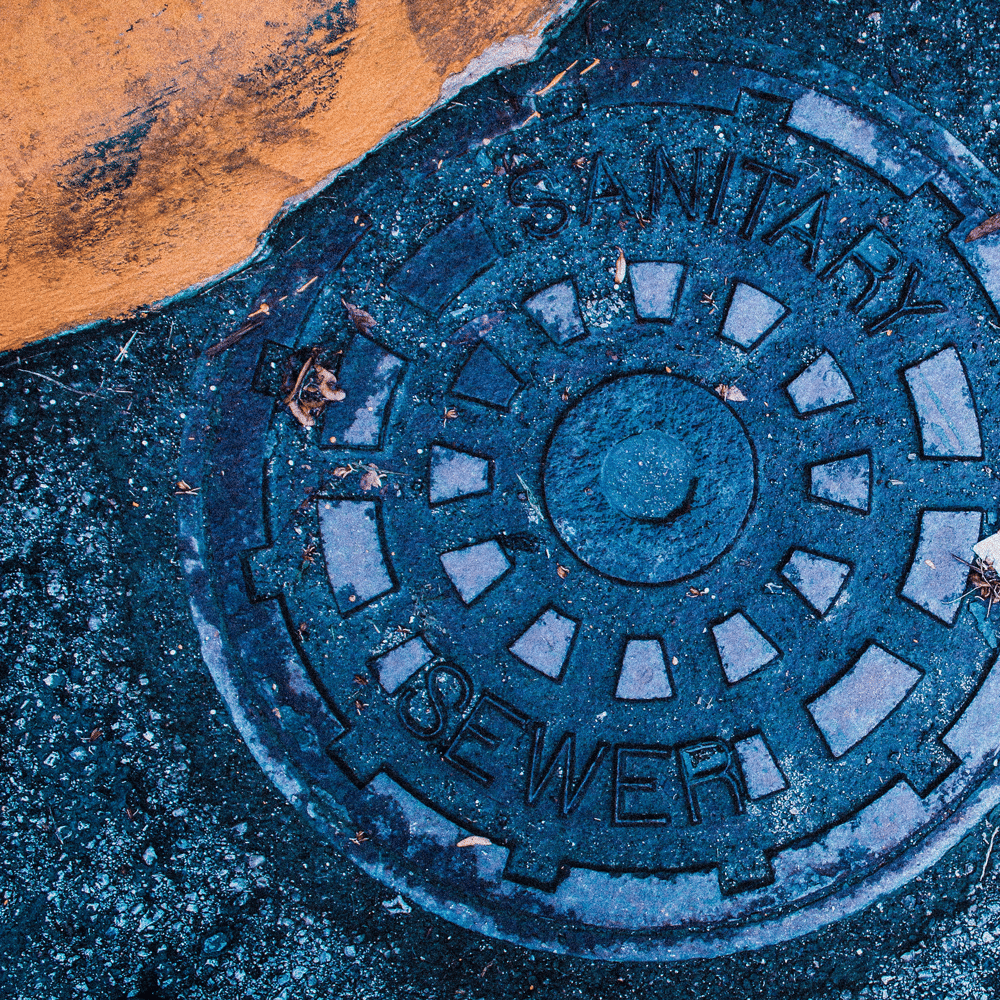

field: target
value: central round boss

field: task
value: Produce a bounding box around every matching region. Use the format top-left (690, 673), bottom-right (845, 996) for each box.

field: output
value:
top-left (542, 372), bottom-right (757, 584)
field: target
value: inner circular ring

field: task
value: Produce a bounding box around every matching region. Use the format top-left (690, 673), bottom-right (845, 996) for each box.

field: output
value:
top-left (542, 372), bottom-right (757, 585)
top-left (600, 428), bottom-right (696, 521)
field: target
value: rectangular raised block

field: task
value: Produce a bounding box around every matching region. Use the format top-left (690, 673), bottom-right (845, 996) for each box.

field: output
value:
top-left (629, 261), bottom-right (685, 321)
top-left (524, 280), bottom-right (587, 345)
top-left (808, 644), bottom-right (922, 758)
top-left (389, 212), bottom-right (498, 315)
top-left (719, 282), bottom-right (788, 350)
top-left (372, 635), bottom-right (435, 695)
top-left (712, 612), bottom-right (779, 683)
top-left (945, 655), bottom-right (1000, 764)
top-left (451, 342), bottom-right (521, 410)
top-left (429, 445), bottom-right (491, 505)
top-left (318, 500), bottom-right (394, 615)
top-left (904, 347), bottom-right (983, 459)
top-left (616, 639), bottom-right (673, 700)
top-left (440, 540), bottom-right (512, 605)
top-left (781, 549), bottom-right (851, 617)
top-left (809, 454), bottom-right (871, 513)
top-left (734, 735), bottom-right (787, 799)
top-left (787, 90), bottom-right (936, 196)
top-left (509, 607), bottom-right (578, 680)
top-left (787, 351), bottom-right (855, 414)
top-left (323, 334), bottom-right (405, 450)
top-left (902, 509), bottom-right (983, 624)
top-left (950, 226), bottom-right (1000, 316)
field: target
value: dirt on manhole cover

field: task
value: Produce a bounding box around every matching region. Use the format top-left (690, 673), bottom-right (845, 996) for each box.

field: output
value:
top-left (180, 51), bottom-right (1000, 960)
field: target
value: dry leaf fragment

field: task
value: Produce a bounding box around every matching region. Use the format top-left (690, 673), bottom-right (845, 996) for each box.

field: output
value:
top-left (715, 384), bottom-right (747, 402)
top-left (360, 465), bottom-right (386, 491)
top-left (967, 213), bottom-right (1000, 243)
top-left (284, 349), bottom-right (321, 426)
top-left (614, 247), bottom-right (627, 284)
top-left (332, 466), bottom-right (354, 479)
top-left (285, 348), bottom-right (317, 403)
top-left (456, 835), bottom-right (493, 848)
top-left (313, 364), bottom-right (346, 401)
top-left (283, 349), bottom-right (346, 426)
top-left (174, 480), bottom-right (200, 495)
top-left (536, 62), bottom-right (575, 97)
top-left (382, 894), bottom-right (412, 914)
top-left (687, 586), bottom-right (709, 597)
top-left (286, 399), bottom-right (316, 428)
top-left (443, 406), bottom-right (458, 427)
top-left (557, 564), bottom-right (570, 580)
top-left (924, 559), bottom-right (936, 569)
top-left (204, 317), bottom-right (267, 357)
top-left (954, 554), bottom-right (1000, 617)
top-left (342, 297), bottom-right (377, 333)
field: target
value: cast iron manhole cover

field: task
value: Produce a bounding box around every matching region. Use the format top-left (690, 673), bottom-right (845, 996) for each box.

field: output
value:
top-left (181, 50), bottom-right (1000, 959)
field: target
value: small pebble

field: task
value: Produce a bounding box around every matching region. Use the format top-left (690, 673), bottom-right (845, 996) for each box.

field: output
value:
top-left (203, 932), bottom-right (228, 955)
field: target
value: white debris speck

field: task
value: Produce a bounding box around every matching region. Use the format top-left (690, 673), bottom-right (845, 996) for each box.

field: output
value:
top-left (382, 894), bottom-right (412, 914)
top-left (974, 531), bottom-right (1000, 566)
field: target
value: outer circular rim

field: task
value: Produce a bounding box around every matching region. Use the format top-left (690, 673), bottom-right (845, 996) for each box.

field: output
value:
top-left (178, 47), bottom-right (1000, 962)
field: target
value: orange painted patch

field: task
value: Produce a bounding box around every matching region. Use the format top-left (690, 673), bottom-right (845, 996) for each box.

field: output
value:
top-left (0, 0), bottom-right (571, 351)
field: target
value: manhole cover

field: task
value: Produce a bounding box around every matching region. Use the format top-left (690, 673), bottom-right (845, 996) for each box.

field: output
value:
top-left (180, 50), bottom-right (1000, 960)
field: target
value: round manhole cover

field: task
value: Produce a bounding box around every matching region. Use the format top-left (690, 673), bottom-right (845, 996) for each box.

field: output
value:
top-left (180, 51), bottom-right (1000, 960)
